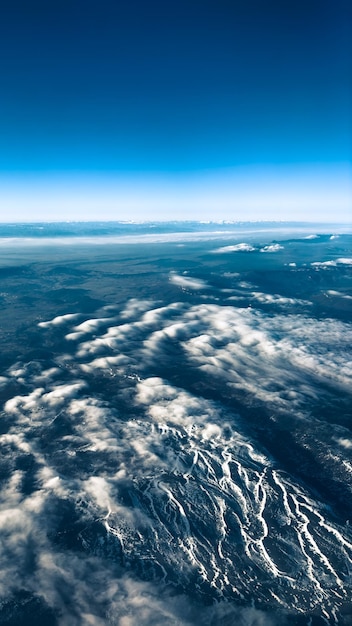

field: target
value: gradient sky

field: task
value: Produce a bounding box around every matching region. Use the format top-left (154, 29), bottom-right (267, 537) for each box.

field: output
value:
top-left (0, 0), bottom-right (351, 222)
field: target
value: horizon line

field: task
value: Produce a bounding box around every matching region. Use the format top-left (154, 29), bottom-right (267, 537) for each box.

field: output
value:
top-left (0, 219), bottom-right (351, 225)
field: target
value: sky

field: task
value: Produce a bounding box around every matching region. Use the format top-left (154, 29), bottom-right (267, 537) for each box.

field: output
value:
top-left (0, 0), bottom-right (351, 222)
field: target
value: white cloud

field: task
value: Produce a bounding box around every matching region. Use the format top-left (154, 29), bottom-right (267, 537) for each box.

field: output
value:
top-left (73, 317), bottom-right (112, 334)
top-left (336, 438), bottom-right (352, 449)
top-left (43, 382), bottom-right (87, 406)
top-left (326, 290), bottom-right (352, 300)
top-left (38, 313), bottom-right (80, 328)
top-left (32, 367), bottom-right (61, 383)
top-left (120, 298), bottom-right (157, 320)
top-left (135, 377), bottom-right (219, 430)
top-left (238, 281), bottom-right (256, 288)
top-left (311, 260), bottom-right (336, 267)
top-left (260, 244), bottom-right (284, 253)
top-left (169, 272), bottom-right (208, 290)
top-left (3, 381), bottom-right (87, 418)
top-left (212, 243), bottom-right (256, 253)
top-left (80, 354), bottom-right (129, 374)
top-left (336, 258), bottom-right (352, 265)
top-left (312, 257), bottom-right (352, 268)
top-left (250, 292), bottom-right (312, 306)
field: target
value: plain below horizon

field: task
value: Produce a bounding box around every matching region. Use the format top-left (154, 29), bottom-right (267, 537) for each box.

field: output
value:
top-left (0, 221), bottom-right (350, 238)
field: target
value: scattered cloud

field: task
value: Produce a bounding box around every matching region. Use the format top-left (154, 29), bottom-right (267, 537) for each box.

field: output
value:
top-left (1, 296), bottom-right (351, 624)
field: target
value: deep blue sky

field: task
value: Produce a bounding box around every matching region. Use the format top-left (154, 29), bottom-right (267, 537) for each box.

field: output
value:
top-left (0, 0), bottom-right (351, 221)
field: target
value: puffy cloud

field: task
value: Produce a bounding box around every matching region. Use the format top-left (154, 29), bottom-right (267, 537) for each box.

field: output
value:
top-left (65, 316), bottom-right (118, 342)
top-left (120, 298), bottom-right (157, 320)
top-left (337, 257), bottom-right (352, 265)
top-left (38, 313), bottom-right (81, 328)
top-left (312, 257), bottom-right (352, 268)
top-left (79, 354), bottom-right (129, 374)
top-left (326, 290), bottom-right (352, 300)
top-left (311, 260), bottom-right (336, 267)
top-left (43, 382), bottom-right (87, 406)
top-left (169, 272), bottom-right (208, 290)
top-left (73, 317), bottom-right (113, 334)
top-left (212, 243), bottom-right (256, 253)
top-left (135, 376), bottom-right (219, 429)
top-left (259, 244), bottom-right (283, 252)
top-left (336, 438), bottom-right (352, 449)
